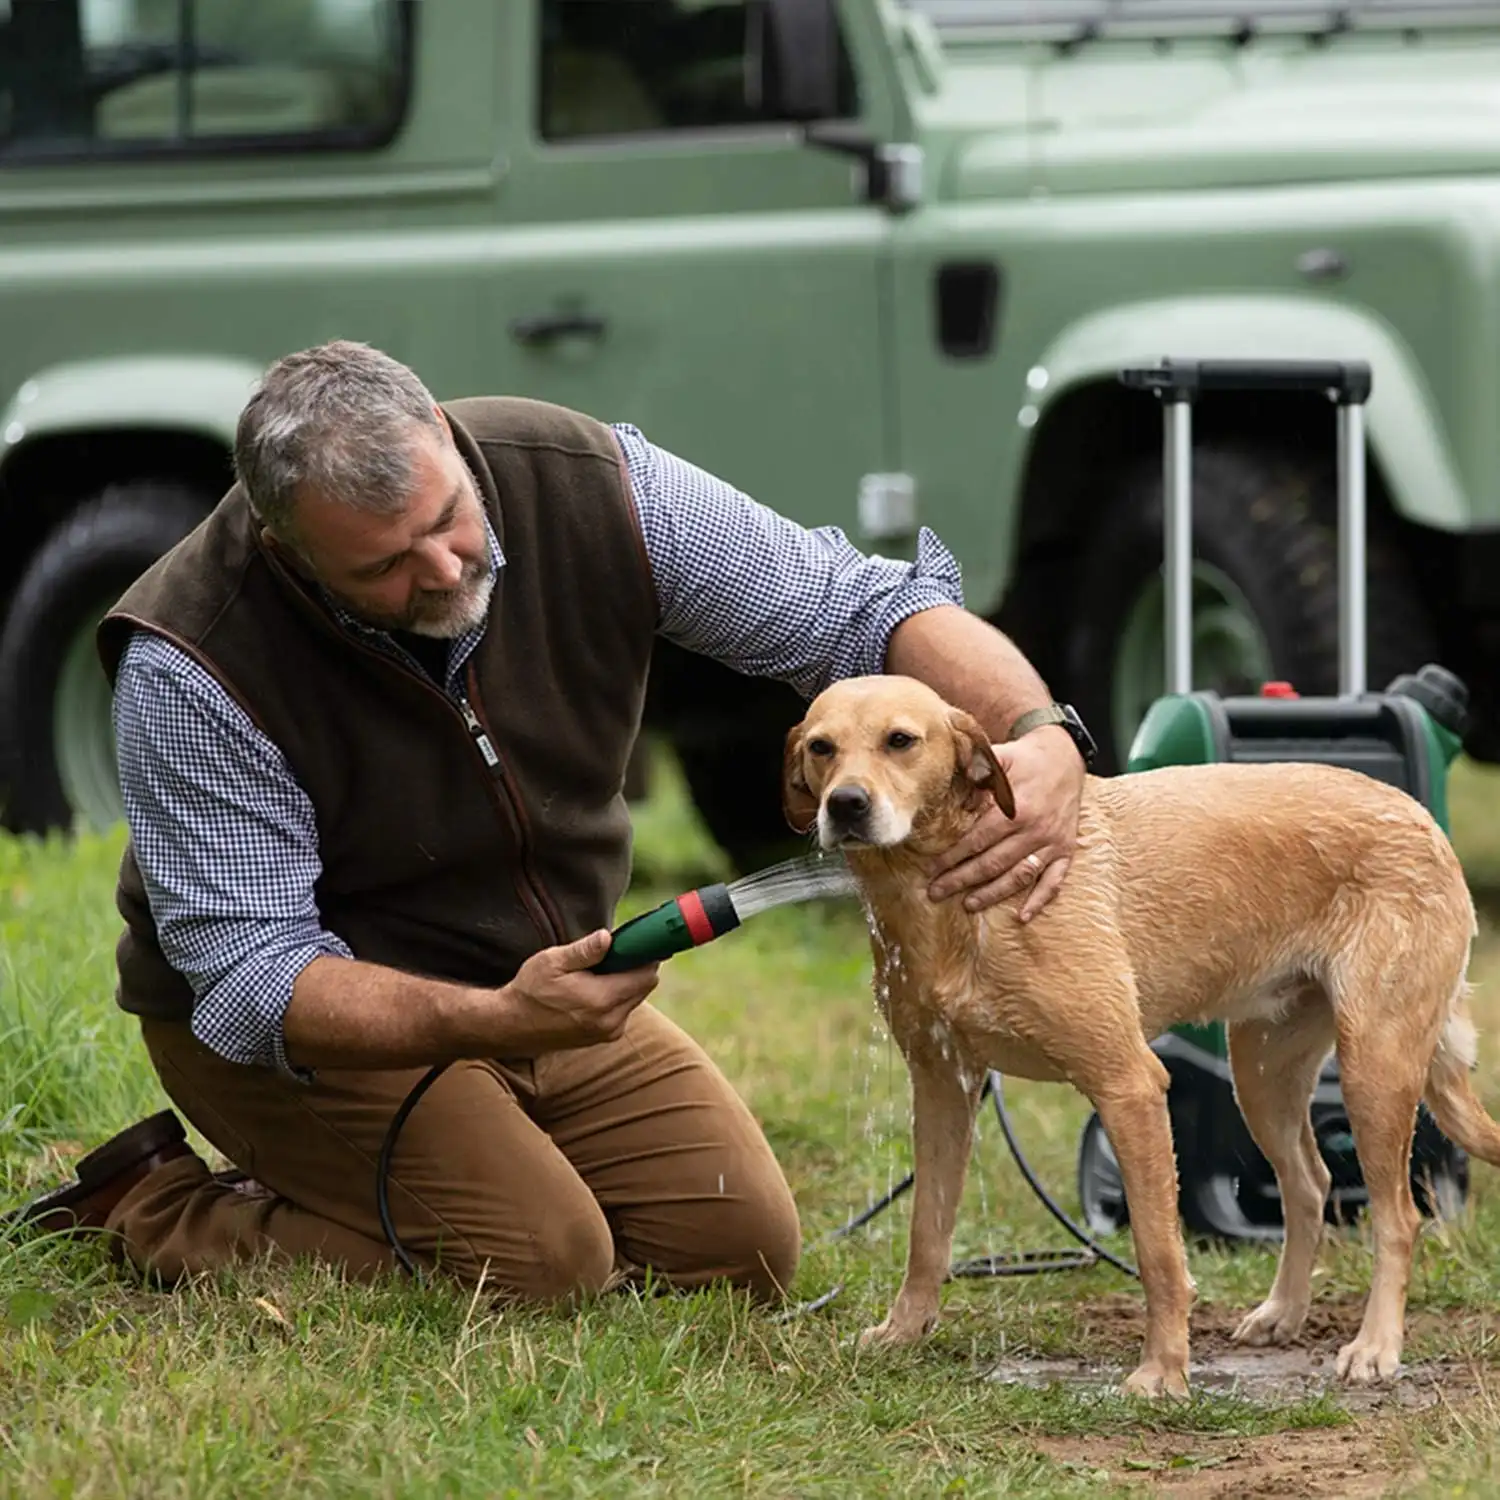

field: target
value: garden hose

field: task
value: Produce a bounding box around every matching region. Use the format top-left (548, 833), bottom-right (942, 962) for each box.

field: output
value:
top-left (376, 881), bottom-right (1141, 1290)
top-left (377, 883), bottom-right (754, 1277)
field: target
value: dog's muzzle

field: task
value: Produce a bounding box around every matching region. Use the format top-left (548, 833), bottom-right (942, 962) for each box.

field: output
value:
top-left (823, 783), bottom-right (872, 844)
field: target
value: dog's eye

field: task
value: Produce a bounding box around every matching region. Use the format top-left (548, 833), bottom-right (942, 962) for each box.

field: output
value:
top-left (807, 737), bottom-right (835, 758)
top-left (886, 731), bottom-right (917, 750)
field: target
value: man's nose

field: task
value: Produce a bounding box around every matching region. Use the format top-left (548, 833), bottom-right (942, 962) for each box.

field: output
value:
top-left (415, 543), bottom-right (465, 590)
top-left (826, 784), bottom-right (871, 825)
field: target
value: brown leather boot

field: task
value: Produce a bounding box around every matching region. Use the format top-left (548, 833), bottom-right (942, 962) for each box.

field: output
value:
top-left (5, 1110), bottom-right (195, 1238)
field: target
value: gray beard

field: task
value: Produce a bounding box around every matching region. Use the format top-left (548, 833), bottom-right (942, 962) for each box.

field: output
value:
top-left (328, 565), bottom-right (494, 639)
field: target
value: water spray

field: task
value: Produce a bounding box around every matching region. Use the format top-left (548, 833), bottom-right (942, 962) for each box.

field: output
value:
top-left (590, 853), bottom-right (860, 973)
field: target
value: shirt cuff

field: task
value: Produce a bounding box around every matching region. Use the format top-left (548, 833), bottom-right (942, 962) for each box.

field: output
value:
top-left (188, 936), bottom-right (353, 1084)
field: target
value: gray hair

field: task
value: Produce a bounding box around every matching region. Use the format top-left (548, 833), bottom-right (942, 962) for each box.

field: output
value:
top-left (233, 340), bottom-right (444, 539)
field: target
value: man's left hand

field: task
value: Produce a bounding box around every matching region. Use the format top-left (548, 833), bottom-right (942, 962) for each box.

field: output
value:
top-left (925, 724), bottom-right (1085, 923)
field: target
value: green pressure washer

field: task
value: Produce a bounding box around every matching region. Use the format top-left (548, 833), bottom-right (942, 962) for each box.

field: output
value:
top-left (1075, 357), bottom-right (1473, 1246)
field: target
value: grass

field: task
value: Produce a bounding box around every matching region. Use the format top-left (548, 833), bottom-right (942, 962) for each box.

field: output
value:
top-left (0, 746), bottom-right (1499, 1497)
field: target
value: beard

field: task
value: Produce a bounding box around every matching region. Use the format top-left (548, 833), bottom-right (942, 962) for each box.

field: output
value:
top-left (401, 562), bottom-right (495, 638)
top-left (330, 557), bottom-right (495, 639)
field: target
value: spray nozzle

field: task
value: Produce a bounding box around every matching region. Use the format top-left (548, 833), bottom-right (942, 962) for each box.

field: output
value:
top-left (591, 883), bottom-right (742, 973)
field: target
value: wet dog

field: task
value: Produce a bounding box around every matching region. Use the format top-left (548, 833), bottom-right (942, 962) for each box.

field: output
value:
top-left (782, 673), bottom-right (1493, 1397)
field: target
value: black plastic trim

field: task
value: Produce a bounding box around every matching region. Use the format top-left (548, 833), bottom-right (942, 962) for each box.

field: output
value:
top-left (1120, 357), bottom-right (1372, 404)
top-left (934, 260), bottom-right (1002, 360)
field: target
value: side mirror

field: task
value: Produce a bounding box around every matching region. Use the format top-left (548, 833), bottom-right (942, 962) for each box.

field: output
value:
top-left (758, 0), bottom-right (844, 122)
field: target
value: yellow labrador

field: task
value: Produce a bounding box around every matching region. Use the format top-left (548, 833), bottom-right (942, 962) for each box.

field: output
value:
top-left (782, 673), bottom-right (1494, 1398)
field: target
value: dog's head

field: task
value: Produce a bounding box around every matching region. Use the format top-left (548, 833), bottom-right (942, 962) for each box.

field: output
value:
top-left (782, 675), bottom-right (1015, 851)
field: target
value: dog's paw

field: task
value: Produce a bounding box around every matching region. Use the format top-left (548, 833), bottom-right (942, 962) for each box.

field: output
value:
top-left (1231, 1299), bottom-right (1308, 1347)
top-left (859, 1311), bottom-right (936, 1349)
top-left (1336, 1336), bottom-right (1402, 1384)
top-left (1121, 1360), bottom-right (1191, 1400)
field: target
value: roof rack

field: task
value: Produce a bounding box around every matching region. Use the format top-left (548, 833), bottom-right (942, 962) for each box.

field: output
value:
top-left (904, 1), bottom-right (1500, 44)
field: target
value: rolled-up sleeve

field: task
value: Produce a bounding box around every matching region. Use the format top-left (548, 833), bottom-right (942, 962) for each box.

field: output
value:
top-left (614, 424), bottom-right (964, 699)
top-left (113, 631), bottom-right (351, 1078)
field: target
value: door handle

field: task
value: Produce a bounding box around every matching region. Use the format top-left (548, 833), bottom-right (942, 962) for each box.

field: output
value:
top-left (509, 311), bottom-right (608, 348)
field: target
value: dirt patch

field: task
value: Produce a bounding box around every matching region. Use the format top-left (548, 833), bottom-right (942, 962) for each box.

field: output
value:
top-left (995, 1296), bottom-right (1496, 1496)
top-left (1032, 1426), bottom-right (1406, 1499)
top-left (1031, 1293), bottom-right (1491, 1407)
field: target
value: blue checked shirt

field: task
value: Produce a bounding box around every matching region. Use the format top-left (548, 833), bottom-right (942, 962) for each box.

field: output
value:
top-left (114, 424), bottom-right (964, 1076)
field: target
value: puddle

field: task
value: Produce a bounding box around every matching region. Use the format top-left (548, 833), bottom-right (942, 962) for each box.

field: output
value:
top-left (987, 1345), bottom-right (1459, 1410)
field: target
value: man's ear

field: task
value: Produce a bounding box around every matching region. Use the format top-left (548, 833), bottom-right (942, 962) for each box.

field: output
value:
top-left (781, 726), bottom-right (819, 835)
top-left (948, 708), bottom-right (1016, 819)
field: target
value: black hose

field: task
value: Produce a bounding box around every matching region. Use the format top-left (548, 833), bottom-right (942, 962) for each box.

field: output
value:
top-left (376, 1061), bottom-right (449, 1278)
top-left (978, 1070), bottom-right (1138, 1279)
top-left (818, 1071), bottom-right (1137, 1280)
top-left (376, 1061), bottom-right (1138, 1285)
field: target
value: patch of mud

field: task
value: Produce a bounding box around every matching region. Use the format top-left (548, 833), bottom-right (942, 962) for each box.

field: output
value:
top-left (996, 1296), bottom-right (1497, 1496)
top-left (989, 1293), bottom-right (1483, 1410)
top-left (1031, 1427), bottom-right (1406, 1499)
top-left (989, 1344), bottom-right (1456, 1412)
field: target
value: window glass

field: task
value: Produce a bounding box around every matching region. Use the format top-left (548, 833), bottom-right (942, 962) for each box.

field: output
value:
top-left (539, 0), bottom-right (856, 141)
top-left (0, 0), bottom-right (409, 159)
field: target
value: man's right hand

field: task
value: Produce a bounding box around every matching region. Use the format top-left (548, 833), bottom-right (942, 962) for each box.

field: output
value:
top-left (498, 929), bottom-right (660, 1053)
top-left (282, 934), bottom-right (661, 1072)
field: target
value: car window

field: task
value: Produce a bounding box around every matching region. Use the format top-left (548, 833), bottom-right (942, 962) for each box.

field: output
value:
top-left (538, 0), bottom-right (855, 141)
top-left (0, 0), bottom-right (410, 160)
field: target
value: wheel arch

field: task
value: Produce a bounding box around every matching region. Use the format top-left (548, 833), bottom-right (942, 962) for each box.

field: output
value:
top-left (0, 355), bottom-right (251, 611)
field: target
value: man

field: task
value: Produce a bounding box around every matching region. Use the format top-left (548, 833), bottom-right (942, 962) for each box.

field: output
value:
top-left (18, 340), bottom-right (1088, 1301)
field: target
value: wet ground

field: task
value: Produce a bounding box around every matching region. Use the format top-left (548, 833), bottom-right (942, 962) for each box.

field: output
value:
top-left (988, 1295), bottom-right (1494, 1496)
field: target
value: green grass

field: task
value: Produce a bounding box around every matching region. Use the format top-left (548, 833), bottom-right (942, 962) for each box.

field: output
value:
top-left (3, 748), bottom-right (1500, 1497)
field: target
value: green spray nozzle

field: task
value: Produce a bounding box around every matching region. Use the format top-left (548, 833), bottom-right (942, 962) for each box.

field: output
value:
top-left (591, 884), bottom-right (742, 973)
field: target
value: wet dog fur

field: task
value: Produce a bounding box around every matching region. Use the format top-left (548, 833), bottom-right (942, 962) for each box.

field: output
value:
top-left (782, 673), bottom-right (1493, 1397)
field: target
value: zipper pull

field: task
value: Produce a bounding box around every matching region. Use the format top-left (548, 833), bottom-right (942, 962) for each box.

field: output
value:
top-left (459, 696), bottom-right (501, 768)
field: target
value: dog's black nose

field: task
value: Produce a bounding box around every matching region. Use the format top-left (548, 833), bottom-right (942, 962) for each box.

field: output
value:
top-left (826, 785), bottom-right (870, 826)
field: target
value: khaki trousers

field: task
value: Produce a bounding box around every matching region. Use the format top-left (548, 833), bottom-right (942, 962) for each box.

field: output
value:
top-left (106, 1003), bottom-right (801, 1303)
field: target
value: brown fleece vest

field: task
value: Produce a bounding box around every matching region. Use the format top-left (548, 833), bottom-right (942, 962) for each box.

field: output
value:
top-left (97, 397), bottom-right (657, 1025)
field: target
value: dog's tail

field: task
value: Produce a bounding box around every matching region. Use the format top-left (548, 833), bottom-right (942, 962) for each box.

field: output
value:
top-left (1424, 975), bottom-right (1500, 1169)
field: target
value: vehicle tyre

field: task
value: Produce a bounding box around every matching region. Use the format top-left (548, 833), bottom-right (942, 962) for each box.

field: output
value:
top-left (1066, 445), bottom-right (1440, 773)
top-left (1076, 1111), bottom-right (1129, 1235)
top-left (0, 481), bottom-right (210, 836)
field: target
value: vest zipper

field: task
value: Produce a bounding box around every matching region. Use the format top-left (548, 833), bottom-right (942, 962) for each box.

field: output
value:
top-left (459, 670), bottom-right (571, 944)
top-left (258, 549), bottom-right (562, 948)
top-left (450, 689), bottom-right (562, 946)
top-left (458, 697), bottom-right (501, 768)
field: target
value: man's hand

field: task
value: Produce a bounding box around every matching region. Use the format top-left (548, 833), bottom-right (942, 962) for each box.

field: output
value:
top-left (498, 929), bottom-right (661, 1052)
top-left (926, 724), bottom-right (1085, 922)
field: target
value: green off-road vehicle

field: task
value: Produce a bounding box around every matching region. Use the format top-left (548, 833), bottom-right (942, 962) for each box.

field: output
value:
top-left (2, 0), bottom-right (1499, 870)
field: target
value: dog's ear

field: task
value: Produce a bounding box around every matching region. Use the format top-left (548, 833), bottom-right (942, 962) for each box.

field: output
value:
top-left (948, 708), bottom-right (1016, 819)
top-left (781, 725), bottom-right (819, 834)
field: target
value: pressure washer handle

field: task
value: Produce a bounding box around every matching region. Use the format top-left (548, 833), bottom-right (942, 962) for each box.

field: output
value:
top-left (1118, 356), bottom-right (1373, 699)
top-left (1119, 357), bottom-right (1372, 404)
top-left (590, 884), bottom-right (742, 973)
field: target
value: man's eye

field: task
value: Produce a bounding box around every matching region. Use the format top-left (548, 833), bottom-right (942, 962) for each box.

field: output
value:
top-left (808, 738), bottom-right (835, 757)
top-left (887, 731), bottom-right (917, 750)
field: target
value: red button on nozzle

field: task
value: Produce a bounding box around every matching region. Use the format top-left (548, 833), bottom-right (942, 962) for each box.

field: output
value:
top-left (1260, 680), bottom-right (1299, 699)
